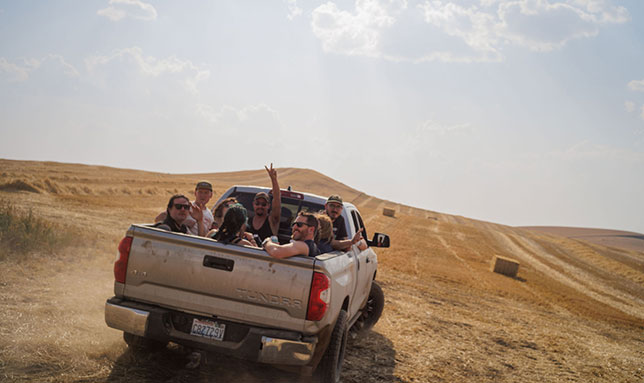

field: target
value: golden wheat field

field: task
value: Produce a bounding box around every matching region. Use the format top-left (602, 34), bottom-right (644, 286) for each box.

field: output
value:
top-left (0, 159), bottom-right (642, 383)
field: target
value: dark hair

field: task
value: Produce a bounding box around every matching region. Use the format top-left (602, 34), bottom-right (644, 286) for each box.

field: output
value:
top-left (298, 211), bottom-right (318, 233)
top-left (166, 194), bottom-right (190, 211)
top-left (214, 204), bottom-right (248, 243)
top-left (213, 197), bottom-right (238, 218)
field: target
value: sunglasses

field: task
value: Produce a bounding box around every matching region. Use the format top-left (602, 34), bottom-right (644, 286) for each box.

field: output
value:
top-left (254, 202), bottom-right (268, 207)
top-left (173, 203), bottom-right (191, 210)
top-left (292, 222), bottom-right (310, 228)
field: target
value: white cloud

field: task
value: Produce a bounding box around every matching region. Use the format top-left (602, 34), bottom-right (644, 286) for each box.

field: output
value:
top-left (419, 1), bottom-right (500, 54)
top-left (97, 0), bottom-right (157, 22)
top-left (496, 0), bottom-right (600, 52)
top-left (625, 101), bottom-right (635, 113)
top-left (628, 79), bottom-right (644, 92)
top-left (312, 0), bottom-right (407, 57)
top-left (85, 47), bottom-right (209, 93)
top-left (0, 55), bottom-right (78, 82)
top-left (311, 0), bottom-right (630, 63)
top-left (641, 105), bottom-right (644, 121)
top-left (569, 0), bottom-right (630, 23)
top-left (0, 58), bottom-right (33, 82)
top-left (43, 54), bottom-right (80, 77)
top-left (286, 0), bottom-right (303, 20)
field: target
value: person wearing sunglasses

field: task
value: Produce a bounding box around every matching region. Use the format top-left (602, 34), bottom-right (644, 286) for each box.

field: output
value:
top-left (153, 194), bottom-right (193, 233)
top-left (262, 212), bottom-right (320, 259)
top-left (154, 181), bottom-right (213, 236)
top-left (247, 164), bottom-right (282, 243)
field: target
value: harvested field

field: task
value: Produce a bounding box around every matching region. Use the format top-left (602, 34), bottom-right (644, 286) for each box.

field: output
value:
top-left (0, 159), bottom-right (642, 382)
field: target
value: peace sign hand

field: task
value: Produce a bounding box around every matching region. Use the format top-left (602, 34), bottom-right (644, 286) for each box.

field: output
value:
top-left (265, 163), bottom-right (277, 181)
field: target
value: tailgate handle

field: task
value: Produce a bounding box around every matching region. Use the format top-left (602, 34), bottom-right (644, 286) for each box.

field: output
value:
top-left (203, 255), bottom-right (234, 272)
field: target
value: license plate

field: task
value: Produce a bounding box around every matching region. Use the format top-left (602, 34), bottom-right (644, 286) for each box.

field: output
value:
top-left (190, 318), bottom-right (226, 341)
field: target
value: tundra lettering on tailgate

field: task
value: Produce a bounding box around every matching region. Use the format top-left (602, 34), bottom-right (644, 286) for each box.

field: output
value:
top-left (235, 288), bottom-right (302, 309)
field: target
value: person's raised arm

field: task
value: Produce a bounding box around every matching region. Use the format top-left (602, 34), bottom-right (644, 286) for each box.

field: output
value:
top-left (263, 240), bottom-right (309, 259)
top-left (191, 202), bottom-right (206, 236)
top-left (266, 163), bottom-right (281, 235)
top-left (332, 228), bottom-right (364, 251)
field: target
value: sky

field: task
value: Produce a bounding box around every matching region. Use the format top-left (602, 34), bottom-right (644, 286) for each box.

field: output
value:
top-left (1, 0), bottom-right (643, 233)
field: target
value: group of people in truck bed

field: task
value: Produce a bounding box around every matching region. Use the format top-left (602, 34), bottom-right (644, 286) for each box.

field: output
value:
top-left (152, 164), bottom-right (366, 259)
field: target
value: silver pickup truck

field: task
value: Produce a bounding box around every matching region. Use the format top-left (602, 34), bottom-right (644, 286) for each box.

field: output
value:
top-left (104, 186), bottom-right (390, 383)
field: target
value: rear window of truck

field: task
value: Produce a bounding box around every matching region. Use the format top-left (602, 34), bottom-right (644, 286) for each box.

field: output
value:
top-left (227, 191), bottom-right (326, 242)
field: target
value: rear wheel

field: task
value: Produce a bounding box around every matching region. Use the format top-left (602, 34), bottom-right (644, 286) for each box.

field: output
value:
top-left (350, 280), bottom-right (384, 337)
top-left (123, 332), bottom-right (167, 352)
top-left (316, 310), bottom-right (348, 383)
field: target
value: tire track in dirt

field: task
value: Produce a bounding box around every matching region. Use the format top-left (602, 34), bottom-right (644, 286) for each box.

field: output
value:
top-left (492, 230), bottom-right (644, 320)
top-left (433, 223), bottom-right (491, 289)
top-left (555, 238), bottom-right (644, 285)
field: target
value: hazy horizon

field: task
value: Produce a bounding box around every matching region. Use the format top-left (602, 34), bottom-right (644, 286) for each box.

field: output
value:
top-left (1, 1), bottom-right (643, 234)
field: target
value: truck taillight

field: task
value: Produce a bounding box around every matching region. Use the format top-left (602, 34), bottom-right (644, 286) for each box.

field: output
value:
top-left (307, 272), bottom-right (330, 321)
top-left (114, 236), bottom-right (133, 283)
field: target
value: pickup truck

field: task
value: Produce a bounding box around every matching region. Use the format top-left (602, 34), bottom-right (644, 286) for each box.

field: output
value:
top-left (105, 185), bottom-right (390, 383)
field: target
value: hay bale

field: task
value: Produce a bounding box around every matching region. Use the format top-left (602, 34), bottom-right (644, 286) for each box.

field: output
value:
top-left (491, 255), bottom-right (520, 278)
top-left (383, 207), bottom-right (396, 217)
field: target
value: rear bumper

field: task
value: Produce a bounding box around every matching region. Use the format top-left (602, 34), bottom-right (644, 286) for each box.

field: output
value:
top-left (104, 297), bottom-right (316, 366)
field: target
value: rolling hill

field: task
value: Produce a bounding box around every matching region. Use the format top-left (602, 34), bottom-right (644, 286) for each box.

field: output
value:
top-left (0, 158), bottom-right (642, 383)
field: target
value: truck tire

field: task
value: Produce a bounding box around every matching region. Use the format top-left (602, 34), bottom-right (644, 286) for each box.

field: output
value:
top-left (361, 280), bottom-right (384, 332)
top-left (316, 310), bottom-right (348, 383)
top-left (350, 280), bottom-right (385, 338)
top-left (123, 332), bottom-right (167, 352)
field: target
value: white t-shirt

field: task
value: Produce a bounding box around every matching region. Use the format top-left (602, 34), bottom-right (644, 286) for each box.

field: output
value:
top-left (184, 203), bottom-right (214, 236)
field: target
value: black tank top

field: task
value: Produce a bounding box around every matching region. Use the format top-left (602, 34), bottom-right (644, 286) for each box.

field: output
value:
top-left (304, 240), bottom-right (320, 257)
top-left (247, 216), bottom-right (273, 242)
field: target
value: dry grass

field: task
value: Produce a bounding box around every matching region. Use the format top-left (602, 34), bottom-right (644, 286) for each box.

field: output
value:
top-left (0, 200), bottom-right (82, 259)
top-left (0, 158), bottom-right (643, 383)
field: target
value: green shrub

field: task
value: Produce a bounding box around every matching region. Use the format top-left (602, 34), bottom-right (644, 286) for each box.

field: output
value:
top-left (0, 200), bottom-right (78, 259)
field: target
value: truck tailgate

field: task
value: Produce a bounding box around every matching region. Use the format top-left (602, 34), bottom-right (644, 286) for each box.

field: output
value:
top-left (122, 225), bottom-right (314, 331)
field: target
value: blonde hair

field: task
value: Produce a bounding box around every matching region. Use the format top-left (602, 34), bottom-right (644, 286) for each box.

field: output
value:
top-left (315, 213), bottom-right (333, 243)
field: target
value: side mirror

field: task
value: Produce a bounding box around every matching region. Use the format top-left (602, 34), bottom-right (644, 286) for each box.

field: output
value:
top-left (367, 232), bottom-right (390, 248)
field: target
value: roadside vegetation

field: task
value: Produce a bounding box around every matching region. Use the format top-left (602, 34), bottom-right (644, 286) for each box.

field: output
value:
top-left (0, 200), bottom-right (79, 259)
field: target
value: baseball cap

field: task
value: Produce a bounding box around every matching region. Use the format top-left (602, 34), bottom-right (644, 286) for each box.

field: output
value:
top-left (254, 191), bottom-right (270, 202)
top-left (195, 181), bottom-right (212, 191)
top-left (326, 195), bottom-right (343, 205)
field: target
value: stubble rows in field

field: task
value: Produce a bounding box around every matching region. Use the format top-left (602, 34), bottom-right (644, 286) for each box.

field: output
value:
top-left (1, 159), bottom-right (642, 382)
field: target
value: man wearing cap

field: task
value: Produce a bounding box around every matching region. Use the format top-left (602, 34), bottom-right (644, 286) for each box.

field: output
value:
top-left (154, 181), bottom-right (214, 236)
top-left (325, 194), bottom-right (365, 251)
top-left (247, 164), bottom-right (281, 243)
top-left (325, 194), bottom-right (348, 240)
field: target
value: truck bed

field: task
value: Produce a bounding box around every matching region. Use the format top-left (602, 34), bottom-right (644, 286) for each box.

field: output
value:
top-left (120, 225), bottom-right (317, 332)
